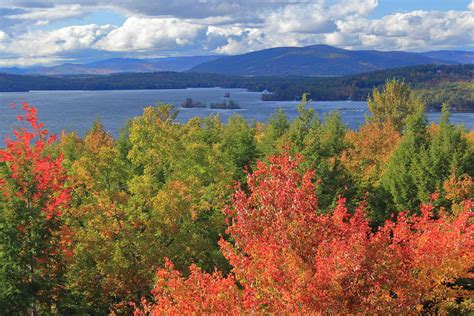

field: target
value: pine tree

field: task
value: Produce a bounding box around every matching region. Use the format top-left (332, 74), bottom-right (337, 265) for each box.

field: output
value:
top-left (412, 104), bottom-right (474, 206)
top-left (381, 109), bottom-right (429, 212)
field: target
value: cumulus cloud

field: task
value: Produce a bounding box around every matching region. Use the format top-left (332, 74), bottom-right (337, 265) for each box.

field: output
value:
top-left (0, 0), bottom-right (473, 66)
top-left (96, 17), bottom-right (205, 52)
top-left (2, 24), bottom-right (114, 57)
top-left (5, 4), bottom-right (85, 26)
top-left (329, 0), bottom-right (378, 18)
top-left (336, 10), bottom-right (474, 50)
top-left (2, 0), bottom-right (251, 20)
top-left (263, 2), bottom-right (336, 34)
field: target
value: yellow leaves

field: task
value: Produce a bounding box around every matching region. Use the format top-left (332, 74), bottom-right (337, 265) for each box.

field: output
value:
top-left (443, 173), bottom-right (473, 216)
top-left (368, 79), bottom-right (424, 132)
top-left (254, 122), bottom-right (266, 144)
top-left (84, 120), bottom-right (114, 154)
top-left (341, 121), bottom-right (401, 187)
top-left (465, 129), bottom-right (474, 147)
top-left (152, 180), bottom-right (194, 225)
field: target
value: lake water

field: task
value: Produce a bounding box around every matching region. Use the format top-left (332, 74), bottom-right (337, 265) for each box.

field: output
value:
top-left (0, 88), bottom-right (473, 138)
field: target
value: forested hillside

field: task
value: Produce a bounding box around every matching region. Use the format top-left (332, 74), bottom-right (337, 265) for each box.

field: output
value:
top-left (189, 44), bottom-right (457, 76)
top-left (1, 64), bottom-right (473, 111)
top-left (2, 45), bottom-right (470, 77)
top-left (1, 80), bottom-right (473, 314)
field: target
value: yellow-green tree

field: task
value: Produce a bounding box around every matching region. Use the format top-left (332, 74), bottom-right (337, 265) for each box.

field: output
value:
top-left (368, 79), bottom-right (424, 131)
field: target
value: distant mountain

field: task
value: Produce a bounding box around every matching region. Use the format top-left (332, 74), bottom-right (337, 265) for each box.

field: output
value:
top-left (420, 51), bottom-right (474, 64)
top-left (2, 45), bottom-right (472, 77)
top-left (190, 44), bottom-right (460, 76)
top-left (0, 55), bottom-right (221, 75)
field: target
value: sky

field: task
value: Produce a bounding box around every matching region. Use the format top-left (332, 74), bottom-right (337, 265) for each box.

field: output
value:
top-left (0, 0), bottom-right (473, 67)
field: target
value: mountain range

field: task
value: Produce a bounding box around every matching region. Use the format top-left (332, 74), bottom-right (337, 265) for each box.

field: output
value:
top-left (190, 45), bottom-right (472, 76)
top-left (0, 56), bottom-right (221, 76)
top-left (1, 45), bottom-right (472, 77)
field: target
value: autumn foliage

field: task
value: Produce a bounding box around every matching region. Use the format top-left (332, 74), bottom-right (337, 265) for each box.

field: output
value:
top-left (140, 154), bottom-right (473, 314)
top-left (0, 102), bottom-right (71, 312)
top-left (0, 103), bottom-right (70, 220)
top-left (1, 93), bottom-right (473, 314)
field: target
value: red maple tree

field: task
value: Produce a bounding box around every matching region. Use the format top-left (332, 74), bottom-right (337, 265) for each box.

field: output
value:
top-left (0, 102), bottom-right (71, 311)
top-left (139, 154), bottom-right (473, 314)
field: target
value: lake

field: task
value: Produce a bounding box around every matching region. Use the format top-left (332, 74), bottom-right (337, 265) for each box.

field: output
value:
top-left (1, 88), bottom-right (473, 138)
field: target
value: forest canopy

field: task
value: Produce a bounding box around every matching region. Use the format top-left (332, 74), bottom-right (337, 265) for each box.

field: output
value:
top-left (0, 80), bottom-right (473, 314)
top-left (1, 64), bottom-right (473, 111)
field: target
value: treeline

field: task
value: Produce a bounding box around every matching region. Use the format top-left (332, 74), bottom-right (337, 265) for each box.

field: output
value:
top-left (1, 64), bottom-right (473, 111)
top-left (0, 81), bottom-right (473, 314)
top-left (414, 81), bottom-right (474, 112)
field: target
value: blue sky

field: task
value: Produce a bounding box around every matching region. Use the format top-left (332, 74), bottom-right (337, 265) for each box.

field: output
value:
top-left (371, 0), bottom-right (472, 16)
top-left (0, 0), bottom-right (473, 67)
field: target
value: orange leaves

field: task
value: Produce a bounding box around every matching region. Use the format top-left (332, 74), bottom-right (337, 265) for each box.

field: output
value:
top-left (341, 121), bottom-right (401, 186)
top-left (145, 152), bottom-right (473, 314)
top-left (0, 103), bottom-right (71, 311)
top-left (1, 102), bottom-right (70, 222)
top-left (141, 259), bottom-right (242, 315)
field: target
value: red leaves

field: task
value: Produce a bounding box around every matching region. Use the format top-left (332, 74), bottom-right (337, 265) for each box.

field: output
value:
top-left (145, 152), bottom-right (473, 314)
top-left (135, 259), bottom-right (242, 315)
top-left (1, 102), bottom-right (70, 222)
top-left (0, 102), bottom-right (72, 309)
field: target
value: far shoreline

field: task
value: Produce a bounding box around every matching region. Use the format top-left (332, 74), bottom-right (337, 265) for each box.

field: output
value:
top-left (1, 88), bottom-right (471, 113)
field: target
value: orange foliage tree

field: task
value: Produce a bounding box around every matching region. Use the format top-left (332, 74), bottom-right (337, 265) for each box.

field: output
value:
top-left (139, 153), bottom-right (473, 314)
top-left (341, 121), bottom-right (401, 188)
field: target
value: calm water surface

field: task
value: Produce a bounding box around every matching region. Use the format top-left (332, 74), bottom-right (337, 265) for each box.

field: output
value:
top-left (1, 88), bottom-right (473, 138)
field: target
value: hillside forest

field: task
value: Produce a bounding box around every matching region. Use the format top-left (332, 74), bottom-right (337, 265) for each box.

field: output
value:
top-left (0, 80), bottom-right (473, 314)
top-left (1, 64), bottom-right (473, 112)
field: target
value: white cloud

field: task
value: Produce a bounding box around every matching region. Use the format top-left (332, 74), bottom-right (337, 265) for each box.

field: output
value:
top-left (0, 56), bottom-right (67, 67)
top-left (263, 2), bottom-right (335, 34)
top-left (329, 0), bottom-right (378, 18)
top-left (3, 24), bottom-right (114, 57)
top-left (0, 31), bottom-right (8, 42)
top-left (209, 27), bottom-right (267, 54)
top-left (96, 17), bottom-right (205, 52)
top-left (0, 0), bottom-right (473, 66)
top-left (335, 10), bottom-right (474, 50)
top-left (6, 4), bottom-right (85, 25)
top-left (469, 1), bottom-right (474, 11)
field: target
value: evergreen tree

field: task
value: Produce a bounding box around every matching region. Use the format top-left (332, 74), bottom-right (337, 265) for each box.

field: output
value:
top-left (287, 93), bottom-right (314, 152)
top-left (258, 108), bottom-right (289, 157)
top-left (381, 109), bottom-right (429, 212)
top-left (413, 104), bottom-right (474, 205)
top-left (301, 112), bottom-right (350, 210)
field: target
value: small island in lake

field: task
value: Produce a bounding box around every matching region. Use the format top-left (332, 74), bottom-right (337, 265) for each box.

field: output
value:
top-left (210, 99), bottom-right (241, 109)
top-left (181, 98), bottom-right (206, 108)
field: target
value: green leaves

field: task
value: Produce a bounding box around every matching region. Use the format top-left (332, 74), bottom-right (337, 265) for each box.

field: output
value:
top-left (368, 79), bottom-right (424, 132)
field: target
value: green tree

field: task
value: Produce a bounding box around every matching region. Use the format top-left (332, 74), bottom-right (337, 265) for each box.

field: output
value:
top-left (221, 115), bottom-right (257, 182)
top-left (368, 79), bottom-right (424, 132)
top-left (258, 108), bottom-right (289, 157)
top-left (300, 112), bottom-right (350, 210)
top-left (381, 109), bottom-right (429, 213)
top-left (287, 93), bottom-right (314, 152)
top-left (381, 105), bottom-right (473, 217)
top-left (412, 104), bottom-right (474, 205)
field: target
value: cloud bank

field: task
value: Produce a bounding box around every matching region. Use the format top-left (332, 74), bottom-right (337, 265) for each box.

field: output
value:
top-left (0, 0), bottom-right (473, 66)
